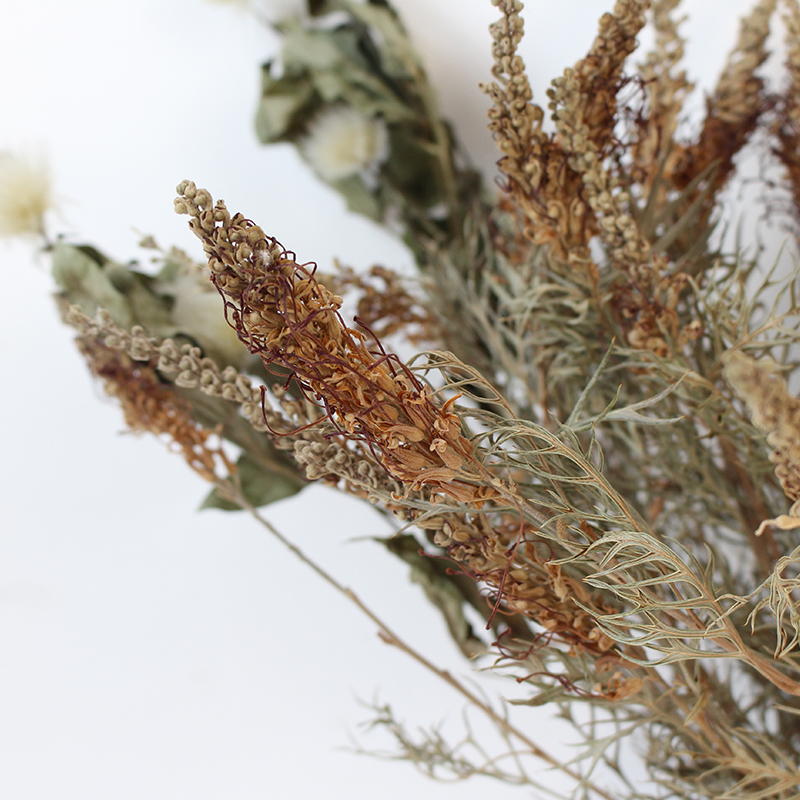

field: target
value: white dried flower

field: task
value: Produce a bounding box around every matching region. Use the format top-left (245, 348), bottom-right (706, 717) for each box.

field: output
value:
top-left (0, 151), bottom-right (53, 238)
top-left (301, 107), bottom-right (389, 182)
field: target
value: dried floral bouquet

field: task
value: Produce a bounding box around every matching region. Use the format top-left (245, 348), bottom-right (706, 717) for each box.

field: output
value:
top-left (9, 0), bottom-right (800, 797)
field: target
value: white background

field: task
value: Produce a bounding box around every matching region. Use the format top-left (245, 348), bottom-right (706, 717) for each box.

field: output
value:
top-left (0, 1), bottom-right (789, 798)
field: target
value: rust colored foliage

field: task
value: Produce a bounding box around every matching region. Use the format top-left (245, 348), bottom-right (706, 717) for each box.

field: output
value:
top-left (428, 513), bottom-right (618, 657)
top-left (482, 0), bottom-right (597, 264)
top-left (76, 334), bottom-right (231, 483)
top-left (324, 264), bottom-right (435, 345)
top-left (773, 0), bottom-right (800, 235)
top-left (484, 0), bottom-right (648, 268)
top-left (175, 181), bottom-right (495, 505)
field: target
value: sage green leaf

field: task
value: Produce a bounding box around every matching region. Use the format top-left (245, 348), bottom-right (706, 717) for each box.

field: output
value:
top-left (118, 274), bottom-right (176, 338)
top-left (280, 22), bottom-right (411, 123)
top-left (378, 534), bottom-right (486, 658)
top-left (571, 378), bottom-right (687, 432)
top-left (155, 256), bottom-right (180, 284)
top-left (51, 242), bottom-right (134, 328)
top-left (341, 1), bottom-right (417, 81)
top-left (255, 67), bottom-right (316, 143)
top-left (383, 126), bottom-right (442, 208)
top-left (51, 242), bottom-right (179, 339)
top-left (200, 453), bottom-right (305, 511)
top-left (282, 27), bottom-right (350, 74)
top-left (331, 175), bottom-right (383, 220)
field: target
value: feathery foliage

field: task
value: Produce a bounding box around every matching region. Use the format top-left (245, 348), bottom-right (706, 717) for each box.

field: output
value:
top-left (11, 0), bottom-right (800, 796)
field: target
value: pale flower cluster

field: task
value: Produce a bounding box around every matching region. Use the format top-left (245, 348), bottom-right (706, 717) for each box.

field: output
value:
top-left (723, 350), bottom-right (800, 534)
top-left (0, 151), bottom-right (53, 239)
top-left (301, 107), bottom-right (389, 182)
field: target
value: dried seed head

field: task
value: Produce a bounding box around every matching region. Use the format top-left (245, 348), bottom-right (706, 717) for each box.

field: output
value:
top-left (670, 0), bottom-right (776, 215)
top-left (723, 350), bottom-right (800, 514)
top-left (773, 0), bottom-right (800, 233)
top-left (419, 513), bottom-right (617, 654)
top-left (176, 181), bottom-right (492, 504)
top-left (76, 334), bottom-right (232, 482)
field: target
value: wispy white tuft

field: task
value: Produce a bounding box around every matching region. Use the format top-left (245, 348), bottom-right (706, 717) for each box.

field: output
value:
top-left (0, 151), bottom-right (54, 239)
top-left (301, 107), bottom-right (389, 182)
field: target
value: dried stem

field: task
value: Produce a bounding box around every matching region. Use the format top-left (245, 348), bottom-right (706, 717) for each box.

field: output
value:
top-left (220, 477), bottom-right (617, 800)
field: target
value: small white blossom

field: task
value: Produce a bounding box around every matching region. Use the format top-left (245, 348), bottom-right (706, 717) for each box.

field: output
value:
top-left (301, 107), bottom-right (389, 182)
top-left (0, 151), bottom-right (53, 239)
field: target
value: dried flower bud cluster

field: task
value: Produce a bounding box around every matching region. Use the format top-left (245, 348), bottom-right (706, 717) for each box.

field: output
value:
top-left (671, 0), bottom-right (775, 209)
top-left (292, 439), bottom-right (403, 505)
top-left (774, 0), bottom-right (800, 228)
top-left (175, 181), bottom-right (493, 504)
top-left (485, 0), bottom-right (654, 273)
top-left (550, 0), bottom-right (649, 159)
top-left (426, 514), bottom-right (617, 655)
top-left (548, 0), bottom-right (650, 268)
top-left (66, 307), bottom-right (289, 436)
top-left (483, 0), bottom-right (540, 167)
top-left (325, 264), bottom-right (434, 345)
top-left (75, 334), bottom-right (232, 483)
top-left (724, 350), bottom-right (800, 516)
top-left (485, 0), bottom-right (714, 357)
top-left (612, 258), bottom-right (702, 357)
top-left (483, 0), bottom-right (595, 265)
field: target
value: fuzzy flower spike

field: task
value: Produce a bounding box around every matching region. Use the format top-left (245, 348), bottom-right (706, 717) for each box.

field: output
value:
top-left (174, 181), bottom-right (490, 505)
top-left (723, 350), bottom-right (800, 535)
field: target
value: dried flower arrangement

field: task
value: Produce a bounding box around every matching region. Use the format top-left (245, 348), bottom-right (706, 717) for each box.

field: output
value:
top-left (9, 0), bottom-right (800, 796)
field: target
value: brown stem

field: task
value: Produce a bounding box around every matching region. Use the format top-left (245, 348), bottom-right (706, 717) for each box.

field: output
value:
top-left (718, 435), bottom-right (780, 577)
top-left (222, 480), bottom-right (618, 800)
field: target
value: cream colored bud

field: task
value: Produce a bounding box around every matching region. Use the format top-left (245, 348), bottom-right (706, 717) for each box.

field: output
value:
top-left (0, 151), bottom-right (54, 239)
top-left (301, 107), bottom-right (389, 183)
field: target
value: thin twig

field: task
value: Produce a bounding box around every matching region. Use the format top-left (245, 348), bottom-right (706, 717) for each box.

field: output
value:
top-left (219, 480), bottom-right (618, 800)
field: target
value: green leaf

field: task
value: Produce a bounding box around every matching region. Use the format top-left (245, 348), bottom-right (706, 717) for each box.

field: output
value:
top-left (51, 242), bottom-right (178, 339)
top-left (331, 174), bottom-right (383, 220)
top-left (279, 22), bottom-right (412, 123)
top-left (342, 0), bottom-right (417, 81)
top-left (122, 275), bottom-right (176, 337)
top-left (254, 66), bottom-right (316, 143)
top-left (382, 125), bottom-right (442, 208)
top-left (200, 453), bottom-right (305, 511)
top-left (51, 242), bottom-right (134, 327)
top-left (283, 27), bottom-right (351, 73)
top-left (378, 534), bottom-right (486, 658)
